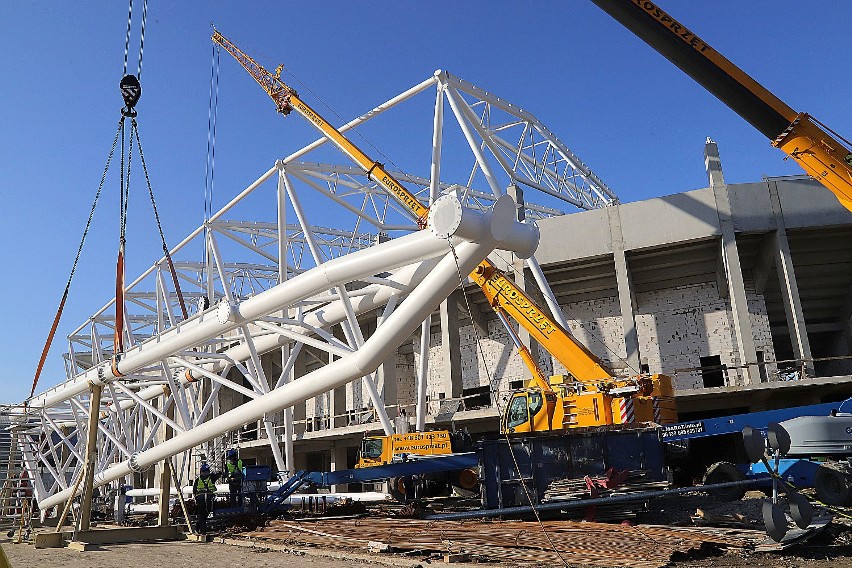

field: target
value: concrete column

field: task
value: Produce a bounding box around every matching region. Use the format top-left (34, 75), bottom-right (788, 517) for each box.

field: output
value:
top-left (292, 353), bottom-right (307, 436)
top-left (440, 290), bottom-right (463, 399)
top-left (607, 205), bottom-right (641, 373)
top-left (705, 139), bottom-right (759, 385)
top-left (330, 443), bottom-right (349, 493)
top-left (768, 181), bottom-right (815, 376)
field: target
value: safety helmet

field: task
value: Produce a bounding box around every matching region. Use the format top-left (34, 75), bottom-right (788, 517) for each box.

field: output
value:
top-left (200, 462), bottom-right (211, 474)
top-left (226, 449), bottom-right (237, 458)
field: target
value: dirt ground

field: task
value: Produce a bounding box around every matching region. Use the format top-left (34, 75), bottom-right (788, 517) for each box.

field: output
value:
top-left (6, 490), bottom-right (852, 568)
top-left (1, 540), bottom-right (384, 568)
top-left (5, 531), bottom-right (852, 568)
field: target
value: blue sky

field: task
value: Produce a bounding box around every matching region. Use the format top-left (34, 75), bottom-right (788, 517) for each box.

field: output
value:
top-left (1, 1), bottom-right (850, 403)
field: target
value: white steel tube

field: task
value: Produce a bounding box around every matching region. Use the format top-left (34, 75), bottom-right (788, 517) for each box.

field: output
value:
top-left (443, 84), bottom-right (504, 199)
top-left (39, 238), bottom-right (493, 511)
top-left (277, 166), bottom-right (294, 474)
top-left (526, 255), bottom-right (570, 330)
top-left (29, 230), bottom-right (453, 409)
top-left (38, 196), bottom-right (536, 510)
top-left (84, 259), bottom-right (442, 426)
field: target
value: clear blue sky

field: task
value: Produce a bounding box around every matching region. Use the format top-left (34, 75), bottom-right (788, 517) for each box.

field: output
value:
top-left (1, 1), bottom-right (850, 403)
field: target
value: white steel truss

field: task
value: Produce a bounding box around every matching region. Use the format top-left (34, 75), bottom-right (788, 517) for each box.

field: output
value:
top-left (13, 71), bottom-right (617, 515)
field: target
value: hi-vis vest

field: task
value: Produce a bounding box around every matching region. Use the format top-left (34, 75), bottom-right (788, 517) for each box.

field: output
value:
top-left (226, 460), bottom-right (243, 481)
top-left (195, 476), bottom-right (216, 494)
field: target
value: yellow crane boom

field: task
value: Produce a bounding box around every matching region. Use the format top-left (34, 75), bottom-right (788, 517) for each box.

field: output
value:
top-left (591, 0), bottom-right (852, 212)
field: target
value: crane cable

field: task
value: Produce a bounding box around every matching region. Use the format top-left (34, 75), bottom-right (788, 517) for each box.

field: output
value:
top-left (446, 240), bottom-right (570, 568)
top-left (115, 0), bottom-right (147, 354)
top-left (30, 0), bottom-right (188, 401)
top-left (202, 43), bottom-right (221, 292)
top-left (131, 119), bottom-right (188, 320)
top-left (28, 123), bottom-right (124, 402)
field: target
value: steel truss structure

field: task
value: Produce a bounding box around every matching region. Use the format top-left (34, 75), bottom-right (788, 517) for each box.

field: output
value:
top-left (12, 71), bottom-right (618, 515)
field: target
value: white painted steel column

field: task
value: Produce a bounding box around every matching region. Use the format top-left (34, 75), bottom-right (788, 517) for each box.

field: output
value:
top-left (442, 83), bottom-right (504, 199)
top-left (415, 319), bottom-right (430, 432)
top-left (525, 255), bottom-right (571, 330)
top-left (277, 164), bottom-right (294, 475)
top-left (284, 171), bottom-right (393, 435)
top-left (415, 83), bottom-right (445, 432)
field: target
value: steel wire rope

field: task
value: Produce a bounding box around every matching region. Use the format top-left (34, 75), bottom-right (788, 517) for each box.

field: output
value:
top-left (131, 119), bottom-right (189, 319)
top-left (136, 0), bottom-right (147, 80)
top-left (445, 239), bottom-right (570, 568)
top-left (122, 0), bottom-right (148, 79)
top-left (29, 120), bottom-right (124, 401)
top-left (202, 43), bottom-right (220, 290)
top-left (122, 0), bottom-right (133, 76)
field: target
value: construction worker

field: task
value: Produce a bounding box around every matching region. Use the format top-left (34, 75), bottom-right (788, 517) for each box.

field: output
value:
top-left (193, 462), bottom-right (218, 533)
top-left (225, 449), bottom-right (244, 508)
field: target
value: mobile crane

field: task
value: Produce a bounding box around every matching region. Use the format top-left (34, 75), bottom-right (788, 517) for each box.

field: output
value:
top-left (210, 31), bottom-right (678, 471)
top-left (591, 0), bottom-right (852, 214)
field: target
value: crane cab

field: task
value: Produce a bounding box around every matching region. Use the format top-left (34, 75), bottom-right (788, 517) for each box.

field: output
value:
top-left (501, 388), bottom-right (560, 434)
top-left (501, 374), bottom-right (678, 434)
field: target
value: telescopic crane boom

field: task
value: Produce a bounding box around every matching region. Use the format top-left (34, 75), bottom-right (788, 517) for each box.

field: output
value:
top-left (592, 0), bottom-right (852, 212)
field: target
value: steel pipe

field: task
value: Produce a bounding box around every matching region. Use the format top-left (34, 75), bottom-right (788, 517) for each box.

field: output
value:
top-left (37, 196), bottom-right (537, 510)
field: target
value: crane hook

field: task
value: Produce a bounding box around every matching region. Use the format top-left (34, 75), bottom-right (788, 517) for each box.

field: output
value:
top-left (120, 74), bottom-right (141, 117)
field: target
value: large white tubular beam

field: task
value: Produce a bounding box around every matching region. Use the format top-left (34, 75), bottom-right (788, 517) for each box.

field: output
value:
top-left (30, 228), bottom-right (455, 410)
top-left (91, 258), bottom-right (445, 422)
top-left (38, 195), bottom-right (537, 510)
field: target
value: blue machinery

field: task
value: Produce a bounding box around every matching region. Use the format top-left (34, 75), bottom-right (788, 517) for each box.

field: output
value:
top-left (253, 401), bottom-right (846, 518)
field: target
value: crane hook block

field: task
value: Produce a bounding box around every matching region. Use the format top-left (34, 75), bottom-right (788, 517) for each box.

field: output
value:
top-left (120, 74), bottom-right (141, 116)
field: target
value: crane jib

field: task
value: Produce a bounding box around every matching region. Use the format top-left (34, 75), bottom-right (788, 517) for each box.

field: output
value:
top-left (488, 274), bottom-right (559, 337)
top-left (631, 0), bottom-right (709, 53)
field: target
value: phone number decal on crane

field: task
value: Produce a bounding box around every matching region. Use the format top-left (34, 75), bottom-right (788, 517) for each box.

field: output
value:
top-left (660, 421), bottom-right (705, 439)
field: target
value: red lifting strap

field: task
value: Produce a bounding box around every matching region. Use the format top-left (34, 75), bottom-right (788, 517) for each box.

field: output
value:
top-left (29, 291), bottom-right (69, 401)
top-left (114, 242), bottom-right (126, 354)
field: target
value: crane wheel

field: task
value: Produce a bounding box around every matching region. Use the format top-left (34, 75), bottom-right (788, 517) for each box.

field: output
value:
top-left (702, 461), bottom-right (746, 502)
top-left (388, 477), bottom-right (409, 502)
top-left (814, 464), bottom-right (852, 506)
